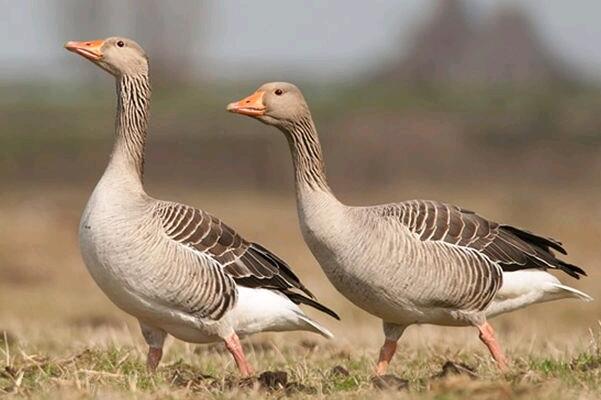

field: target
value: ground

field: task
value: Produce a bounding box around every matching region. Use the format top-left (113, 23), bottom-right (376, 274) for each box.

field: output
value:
top-left (0, 185), bottom-right (599, 399)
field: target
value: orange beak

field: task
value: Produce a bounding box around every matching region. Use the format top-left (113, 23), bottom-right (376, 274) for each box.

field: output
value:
top-left (227, 91), bottom-right (266, 116)
top-left (64, 39), bottom-right (105, 61)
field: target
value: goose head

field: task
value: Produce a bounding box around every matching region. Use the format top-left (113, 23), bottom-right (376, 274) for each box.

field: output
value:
top-left (65, 37), bottom-right (148, 77)
top-left (227, 82), bottom-right (310, 129)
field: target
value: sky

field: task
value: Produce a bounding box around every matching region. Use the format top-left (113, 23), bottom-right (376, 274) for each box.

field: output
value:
top-left (2, 0), bottom-right (601, 83)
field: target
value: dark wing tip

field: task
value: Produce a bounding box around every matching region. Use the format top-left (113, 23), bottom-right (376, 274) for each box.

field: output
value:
top-left (500, 225), bottom-right (587, 278)
top-left (558, 260), bottom-right (587, 279)
top-left (501, 225), bottom-right (567, 255)
top-left (249, 242), bottom-right (315, 298)
top-left (284, 291), bottom-right (340, 320)
top-left (241, 244), bottom-right (339, 319)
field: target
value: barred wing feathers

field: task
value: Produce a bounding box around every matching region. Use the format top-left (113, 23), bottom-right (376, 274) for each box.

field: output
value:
top-left (155, 202), bottom-right (339, 320)
top-left (382, 200), bottom-right (585, 279)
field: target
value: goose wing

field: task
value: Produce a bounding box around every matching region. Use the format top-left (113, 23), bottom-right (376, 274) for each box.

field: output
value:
top-left (154, 202), bottom-right (338, 320)
top-left (382, 200), bottom-right (585, 279)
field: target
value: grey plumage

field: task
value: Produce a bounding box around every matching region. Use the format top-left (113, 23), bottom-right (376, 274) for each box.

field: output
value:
top-left (68, 39), bottom-right (337, 375)
top-left (227, 81), bottom-right (592, 372)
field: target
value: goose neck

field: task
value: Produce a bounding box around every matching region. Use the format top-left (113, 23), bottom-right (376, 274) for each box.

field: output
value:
top-left (282, 114), bottom-right (332, 195)
top-left (106, 73), bottom-right (151, 188)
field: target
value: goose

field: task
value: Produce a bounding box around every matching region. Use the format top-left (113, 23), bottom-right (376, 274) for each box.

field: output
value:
top-left (64, 41), bottom-right (338, 377)
top-left (227, 82), bottom-right (593, 374)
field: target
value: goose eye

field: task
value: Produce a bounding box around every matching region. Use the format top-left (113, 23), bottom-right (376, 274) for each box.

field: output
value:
top-left (274, 89), bottom-right (283, 96)
top-left (117, 41), bottom-right (125, 48)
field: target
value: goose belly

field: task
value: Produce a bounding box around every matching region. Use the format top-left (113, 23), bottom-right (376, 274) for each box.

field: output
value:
top-left (320, 254), bottom-right (477, 326)
top-left (80, 216), bottom-right (225, 341)
top-left (305, 231), bottom-right (479, 327)
top-left (79, 211), bottom-right (150, 318)
top-left (78, 191), bottom-right (167, 322)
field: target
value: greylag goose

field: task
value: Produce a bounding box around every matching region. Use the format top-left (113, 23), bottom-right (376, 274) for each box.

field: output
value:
top-left (64, 41), bottom-right (338, 376)
top-left (227, 82), bottom-right (592, 374)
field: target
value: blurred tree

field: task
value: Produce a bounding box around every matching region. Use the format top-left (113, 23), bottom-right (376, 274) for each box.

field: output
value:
top-left (458, 6), bottom-right (570, 84)
top-left (378, 0), bottom-right (473, 83)
top-left (376, 0), bottom-right (572, 85)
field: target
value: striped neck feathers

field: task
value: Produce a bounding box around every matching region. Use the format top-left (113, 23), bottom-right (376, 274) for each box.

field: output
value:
top-left (111, 73), bottom-right (151, 181)
top-left (281, 114), bottom-right (330, 192)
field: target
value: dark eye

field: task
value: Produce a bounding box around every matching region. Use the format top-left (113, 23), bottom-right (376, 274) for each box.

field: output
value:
top-left (275, 89), bottom-right (284, 96)
top-left (117, 40), bottom-right (124, 48)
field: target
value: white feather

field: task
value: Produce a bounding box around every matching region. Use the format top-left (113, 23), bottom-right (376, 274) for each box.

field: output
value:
top-left (228, 286), bottom-right (333, 338)
top-left (486, 270), bottom-right (593, 318)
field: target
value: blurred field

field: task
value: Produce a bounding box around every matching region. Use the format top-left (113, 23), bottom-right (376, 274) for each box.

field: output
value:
top-left (3, 82), bottom-right (601, 188)
top-left (0, 182), bottom-right (599, 399)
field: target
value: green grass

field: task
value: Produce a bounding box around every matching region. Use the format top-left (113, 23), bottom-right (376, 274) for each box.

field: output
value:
top-left (1, 340), bottom-right (600, 399)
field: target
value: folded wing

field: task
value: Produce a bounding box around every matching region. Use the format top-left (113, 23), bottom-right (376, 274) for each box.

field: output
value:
top-left (155, 202), bottom-right (339, 320)
top-left (383, 199), bottom-right (585, 279)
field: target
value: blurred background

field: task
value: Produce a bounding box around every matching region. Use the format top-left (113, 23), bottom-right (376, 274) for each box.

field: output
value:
top-left (0, 0), bottom-right (599, 357)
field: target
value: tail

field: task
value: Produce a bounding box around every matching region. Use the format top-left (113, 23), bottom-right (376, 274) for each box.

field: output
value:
top-left (486, 270), bottom-right (593, 318)
top-left (233, 287), bottom-right (337, 338)
top-left (296, 313), bottom-right (334, 339)
top-left (548, 283), bottom-right (593, 302)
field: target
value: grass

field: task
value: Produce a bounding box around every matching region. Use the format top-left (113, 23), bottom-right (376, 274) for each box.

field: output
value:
top-left (0, 184), bottom-right (600, 399)
top-left (2, 335), bottom-right (600, 399)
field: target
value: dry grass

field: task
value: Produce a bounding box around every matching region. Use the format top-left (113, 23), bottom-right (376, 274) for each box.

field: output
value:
top-left (0, 184), bottom-right (600, 399)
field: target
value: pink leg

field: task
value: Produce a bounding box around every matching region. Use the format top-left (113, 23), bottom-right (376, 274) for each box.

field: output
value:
top-left (139, 323), bottom-right (166, 373)
top-left (147, 347), bottom-right (163, 373)
top-left (477, 322), bottom-right (509, 371)
top-left (224, 333), bottom-right (254, 377)
top-left (375, 339), bottom-right (398, 376)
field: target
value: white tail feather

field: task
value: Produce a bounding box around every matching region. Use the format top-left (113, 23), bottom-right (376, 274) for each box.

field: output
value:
top-left (486, 270), bottom-right (593, 318)
top-left (549, 283), bottom-right (593, 302)
top-left (230, 287), bottom-right (335, 338)
top-left (297, 313), bottom-right (334, 339)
